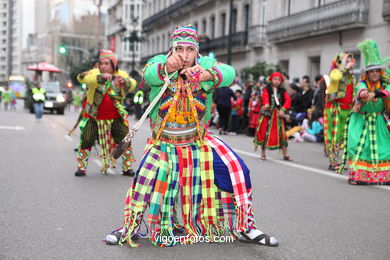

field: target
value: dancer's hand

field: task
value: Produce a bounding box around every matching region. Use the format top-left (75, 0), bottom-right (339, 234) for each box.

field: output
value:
top-left (278, 110), bottom-right (285, 118)
top-left (366, 92), bottom-right (375, 101)
top-left (180, 65), bottom-right (211, 81)
top-left (261, 105), bottom-right (269, 112)
top-left (166, 52), bottom-right (185, 73)
top-left (116, 76), bottom-right (126, 86)
top-left (101, 73), bottom-right (113, 81)
top-left (360, 90), bottom-right (369, 99)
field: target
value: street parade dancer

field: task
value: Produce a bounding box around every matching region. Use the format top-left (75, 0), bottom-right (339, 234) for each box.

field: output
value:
top-left (74, 50), bottom-right (137, 177)
top-left (254, 72), bottom-right (292, 161)
top-left (338, 39), bottom-right (390, 185)
top-left (323, 52), bottom-right (356, 171)
top-left (105, 25), bottom-right (279, 247)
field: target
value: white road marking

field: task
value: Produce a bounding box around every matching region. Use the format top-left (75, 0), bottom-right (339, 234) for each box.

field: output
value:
top-left (0, 125), bottom-right (25, 131)
top-left (93, 159), bottom-right (116, 175)
top-left (64, 135), bottom-right (73, 142)
top-left (234, 149), bottom-right (390, 192)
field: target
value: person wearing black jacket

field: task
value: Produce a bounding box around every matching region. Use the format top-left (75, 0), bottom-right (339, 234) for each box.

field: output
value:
top-left (301, 80), bottom-right (314, 111)
top-left (215, 86), bottom-right (235, 134)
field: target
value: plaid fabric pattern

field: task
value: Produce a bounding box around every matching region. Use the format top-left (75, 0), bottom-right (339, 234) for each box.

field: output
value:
top-left (327, 103), bottom-right (340, 165)
top-left (337, 115), bottom-right (351, 173)
top-left (198, 145), bottom-right (221, 236)
top-left (178, 145), bottom-right (202, 237)
top-left (97, 119), bottom-right (113, 172)
top-left (204, 134), bottom-right (249, 232)
top-left (352, 113), bottom-right (379, 169)
top-left (121, 146), bottom-right (135, 171)
top-left (76, 147), bottom-right (91, 173)
top-left (121, 145), bottom-right (161, 246)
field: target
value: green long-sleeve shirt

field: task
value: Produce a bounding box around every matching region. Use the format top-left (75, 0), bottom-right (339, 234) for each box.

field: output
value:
top-left (143, 54), bottom-right (236, 124)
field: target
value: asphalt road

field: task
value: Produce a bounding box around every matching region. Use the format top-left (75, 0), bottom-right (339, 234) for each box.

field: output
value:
top-left (0, 104), bottom-right (389, 260)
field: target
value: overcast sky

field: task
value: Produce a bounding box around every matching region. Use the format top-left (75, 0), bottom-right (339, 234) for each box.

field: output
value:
top-left (22, 0), bottom-right (35, 48)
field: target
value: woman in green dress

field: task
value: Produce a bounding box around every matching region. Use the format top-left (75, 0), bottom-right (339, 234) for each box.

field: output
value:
top-left (339, 39), bottom-right (390, 185)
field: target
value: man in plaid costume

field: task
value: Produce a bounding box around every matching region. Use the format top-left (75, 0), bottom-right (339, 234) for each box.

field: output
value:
top-left (323, 52), bottom-right (356, 171)
top-left (106, 25), bottom-right (278, 247)
top-left (74, 50), bottom-right (137, 177)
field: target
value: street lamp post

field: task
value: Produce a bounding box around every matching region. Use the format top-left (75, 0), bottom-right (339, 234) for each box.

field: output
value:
top-left (124, 17), bottom-right (141, 76)
top-left (227, 0), bottom-right (234, 65)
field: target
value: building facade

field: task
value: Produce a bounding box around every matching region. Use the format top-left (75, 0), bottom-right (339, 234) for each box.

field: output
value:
top-left (19, 0), bottom-right (105, 81)
top-left (140, 0), bottom-right (390, 81)
top-left (0, 0), bottom-right (23, 83)
top-left (106, 0), bottom-right (143, 75)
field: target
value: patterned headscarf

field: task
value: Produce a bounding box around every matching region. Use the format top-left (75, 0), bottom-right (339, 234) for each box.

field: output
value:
top-left (169, 25), bottom-right (199, 50)
top-left (99, 49), bottom-right (118, 71)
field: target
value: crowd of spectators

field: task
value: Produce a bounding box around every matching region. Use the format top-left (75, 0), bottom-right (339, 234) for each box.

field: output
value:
top-left (211, 74), bottom-right (326, 143)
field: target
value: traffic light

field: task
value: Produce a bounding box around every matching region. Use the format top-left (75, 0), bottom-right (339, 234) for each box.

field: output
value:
top-left (66, 81), bottom-right (73, 88)
top-left (58, 45), bottom-right (67, 54)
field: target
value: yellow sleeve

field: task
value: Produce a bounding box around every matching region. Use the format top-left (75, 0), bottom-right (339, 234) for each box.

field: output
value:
top-left (83, 68), bottom-right (101, 104)
top-left (326, 69), bottom-right (343, 94)
top-left (117, 70), bottom-right (137, 93)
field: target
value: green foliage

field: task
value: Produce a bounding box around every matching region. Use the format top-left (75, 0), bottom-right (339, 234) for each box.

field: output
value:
top-left (69, 59), bottom-right (93, 87)
top-left (241, 61), bottom-right (284, 81)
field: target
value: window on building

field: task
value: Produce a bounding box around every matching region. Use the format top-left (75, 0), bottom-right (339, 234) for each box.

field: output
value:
top-left (202, 19), bottom-right (207, 35)
top-left (130, 41), bottom-right (134, 52)
top-left (156, 36), bottom-right (160, 52)
top-left (285, 0), bottom-right (292, 16)
top-left (308, 56), bottom-right (321, 81)
top-left (350, 51), bottom-right (361, 80)
top-left (261, 1), bottom-right (267, 25)
top-left (194, 22), bottom-right (198, 31)
top-left (161, 35), bottom-right (164, 51)
top-left (279, 59), bottom-right (289, 75)
top-left (221, 12), bottom-right (226, 36)
top-left (130, 4), bottom-right (135, 19)
top-left (244, 4), bottom-right (250, 32)
top-left (210, 16), bottom-right (215, 38)
top-left (232, 8), bottom-right (237, 33)
top-left (314, 0), bottom-right (324, 7)
top-left (125, 3), bottom-right (129, 20)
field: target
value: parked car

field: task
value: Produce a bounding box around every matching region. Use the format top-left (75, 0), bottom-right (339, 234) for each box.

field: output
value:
top-left (27, 81), bottom-right (67, 115)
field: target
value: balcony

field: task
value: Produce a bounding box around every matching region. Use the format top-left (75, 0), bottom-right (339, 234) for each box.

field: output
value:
top-left (106, 22), bottom-right (125, 37)
top-left (199, 31), bottom-right (247, 53)
top-left (140, 31), bottom-right (247, 65)
top-left (143, 0), bottom-right (193, 30)
top-left (247, 25), bottom-right (267, 48)
top-left (267, 0), bottom-right (369, 44)
top-left (384, 0), bottom-right (390, 21)
top-left (140, 53), bottom-right (164, 65)
top-left (143, 0), bottom-right (213, 30)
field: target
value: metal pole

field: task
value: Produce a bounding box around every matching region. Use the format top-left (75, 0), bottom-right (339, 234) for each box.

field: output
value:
top-left (227, 0), bottom-right (234, 65)
top-left (65, 45), bottom-right (92, 60)
top-left (6, 0), bottom-right (14, 78)
top-left (132, 40), bottom-right (135, 74)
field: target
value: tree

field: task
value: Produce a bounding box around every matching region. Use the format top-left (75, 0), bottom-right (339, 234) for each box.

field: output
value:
top-left (241, 61), bottom-right (284, 81)
top-left (69, 59), bottom-right (93, 87)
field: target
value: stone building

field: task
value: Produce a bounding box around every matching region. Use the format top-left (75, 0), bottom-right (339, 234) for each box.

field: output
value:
top-left (140, 0), bottom-right (390, 81)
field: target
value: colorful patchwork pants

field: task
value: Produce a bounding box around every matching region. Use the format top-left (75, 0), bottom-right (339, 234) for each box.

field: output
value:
top-left (76, 117), bottom-right (134, 173)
